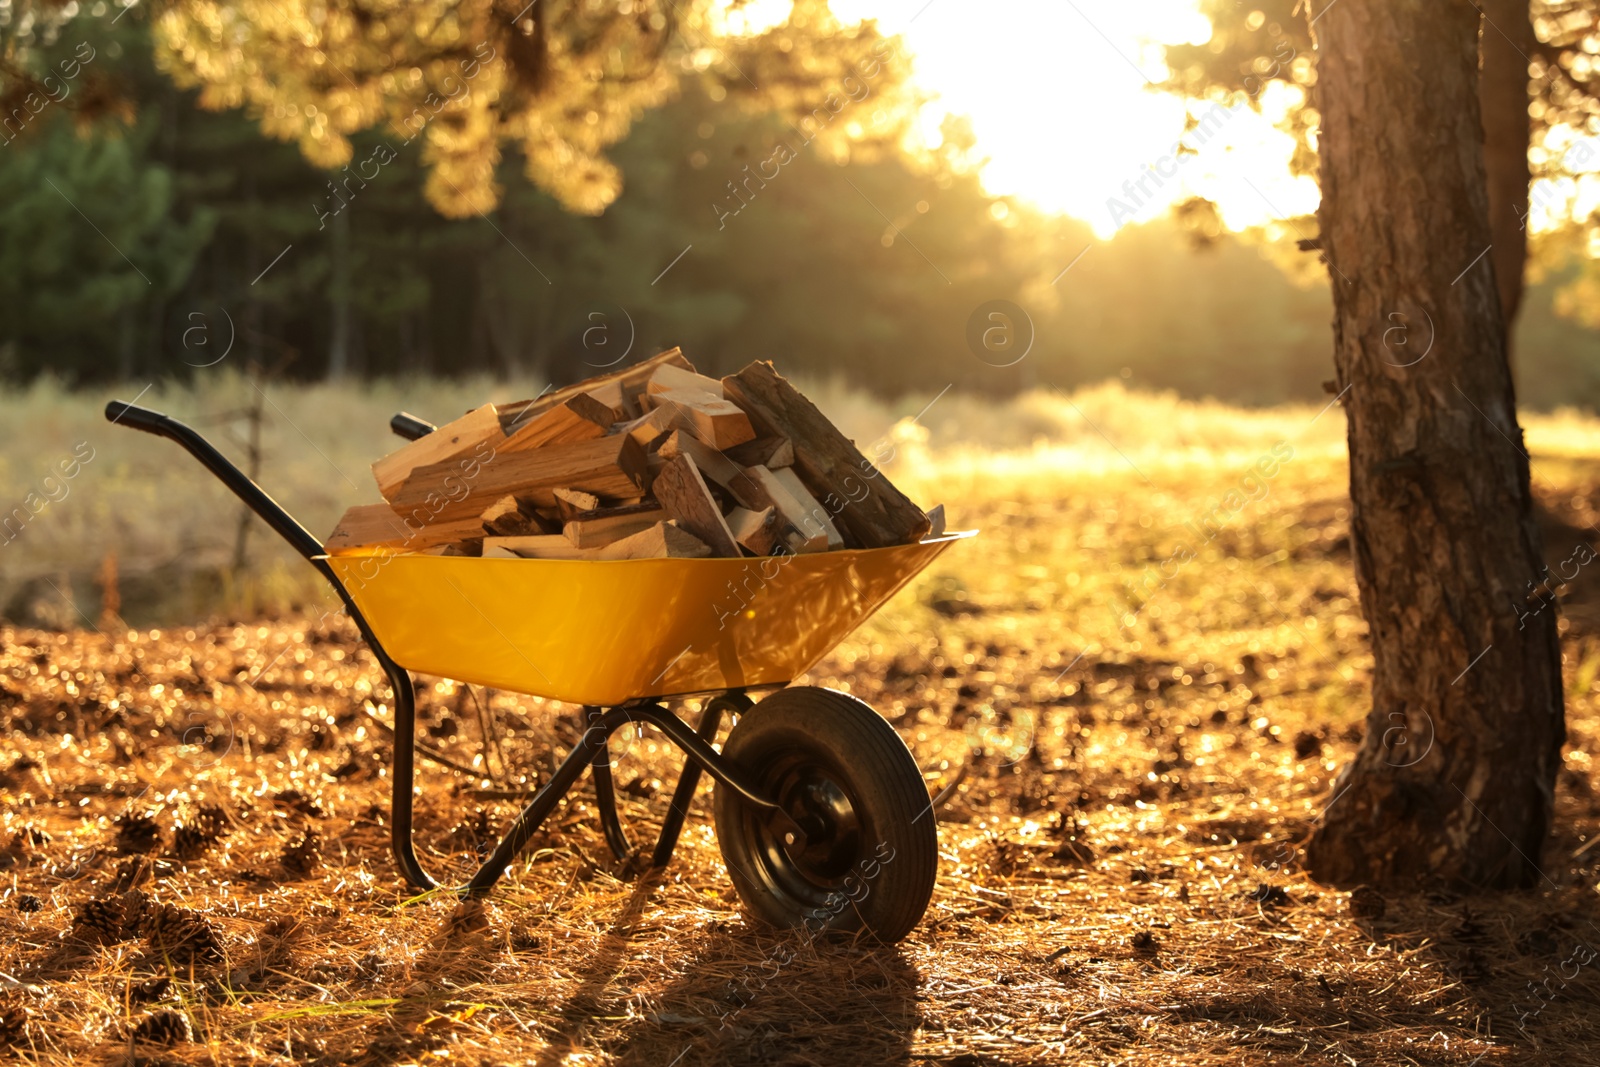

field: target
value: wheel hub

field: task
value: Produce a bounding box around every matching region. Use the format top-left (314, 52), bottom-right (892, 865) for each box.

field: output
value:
top-left (774, 765), bottom-right (861, 882)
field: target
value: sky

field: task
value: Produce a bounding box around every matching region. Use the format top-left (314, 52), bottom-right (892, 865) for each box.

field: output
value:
top-left (729, 1), bottom-right (1595, 240)
top-left (824, 0), bottom-right (1323, 237)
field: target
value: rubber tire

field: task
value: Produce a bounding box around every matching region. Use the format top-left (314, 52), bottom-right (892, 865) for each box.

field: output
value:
top-left (712, 686), bottom-right (937, 943)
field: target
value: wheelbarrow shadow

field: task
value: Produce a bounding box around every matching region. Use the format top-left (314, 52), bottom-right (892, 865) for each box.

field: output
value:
top-left (607, 921), bottom-right (920, 1067)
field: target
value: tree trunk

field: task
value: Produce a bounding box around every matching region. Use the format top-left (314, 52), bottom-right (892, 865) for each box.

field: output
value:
top-left (328, 207), bottom-right (351, 379)
top-left (1304, 0), bottom-right (1564, 890)
top-left (1478, 0), bottom-right (1531, 343)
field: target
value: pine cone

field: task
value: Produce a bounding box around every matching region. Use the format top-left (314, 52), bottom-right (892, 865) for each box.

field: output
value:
top-left (0, 827), bottom-right (49, 869)
top-left (119, 889), bottom-right (151, 936)
top-left (272, 790), bottom-right (326, 819)
top-left (170, 824), bottom-right (209, 861)
top-left (142, 903), bottom-right (222, 963)
top-left (280, 830), bottom-right (321, 878)
top-left (115, 814), bottom-right (163, 855)
top-left (108, 855), bottom-right (154, 894)
top-left (170, 804), bottom-right (230, 860)
top-left (130, 1010), bottom-right (191, 1045)
top-left (192, 804), bottom-right (230, 839)
top-left (73, 896), bottom-right (131, 943)
top-left (130, 976), bottom-right (171, 1005)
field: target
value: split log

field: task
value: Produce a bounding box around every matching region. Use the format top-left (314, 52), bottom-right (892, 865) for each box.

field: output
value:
top-left (325, 504), bottom-right (486, 553)
top-left (726, 506), bottom-right (782, 555)
top-left (371, 403), bottom-right (504, 501)
top-left (770, 466), bottom-right (843, 548)
top-left (597, 522), bottom-right (712, 559)
top-left (722, 361), bottom-right (929, 547)
top-left (615, 406), bottom-right (682, 449)
top-left (496, 348), bottom-right (691, 430)
top-left (483, 535), bottom-right (593, 560)
top-left (389, 434), bottom-right (646, 523)
top-left (648, 363), bottom-right (725, 397)
top-left (585, 381), bottom-right (629, 420)
top-left (652, 388), bottom-right (756, 450)
top-left (655, 432), bottom-right (815, 551)
top-left (552, 488), bottom-right (601, 522)
top-left (656, 430), bottom-right (747, 492)
top-left (739, 465), bottom-right (830, 553)
top-left (501, 394), bottom-right (615, 452)
top-left (652, 455), bottom-right (741, 557)
top-left (564, 505), bottom-right (669, 549)
top-left (724, 435), bottom-right (794, 470)
top-left (480, 495), bottom-right (554, 537)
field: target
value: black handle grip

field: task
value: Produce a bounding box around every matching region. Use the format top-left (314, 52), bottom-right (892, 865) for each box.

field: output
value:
top-left (105, 400), bottom-right (173, 436)
top-left (390, 412), bottom-right (436, 441)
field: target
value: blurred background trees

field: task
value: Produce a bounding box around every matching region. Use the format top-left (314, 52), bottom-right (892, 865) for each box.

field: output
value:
top-left (4, 2), bottom-right (1600, 407)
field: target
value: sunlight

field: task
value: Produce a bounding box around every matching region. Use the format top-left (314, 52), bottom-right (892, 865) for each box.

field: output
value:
top-left (834, 0), bottom-right (1322, 235)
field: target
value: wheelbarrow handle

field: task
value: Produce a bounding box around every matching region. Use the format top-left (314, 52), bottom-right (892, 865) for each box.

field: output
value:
top-left (103, 399), bottom-right (326, 562)
top-left (390, 412), bottom-right (436, 442)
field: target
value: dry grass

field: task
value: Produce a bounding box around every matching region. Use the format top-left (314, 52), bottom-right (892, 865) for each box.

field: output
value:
top-left (3, 384), bottom-right (1600, 1065)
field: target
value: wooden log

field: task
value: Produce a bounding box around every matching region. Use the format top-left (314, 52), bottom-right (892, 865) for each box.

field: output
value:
top-left (596, 522), bottom-right (712, 560)
top-left (495, 348), bottom-right (692, 430)
top-left (648, 363), bottom-right (725, 397)
top-left (724, 435), bottom-right (794, 470)
top-left (325, 504), bottom-right (486, 553)
top-left (422, 542), bottom-right (482, 556)
top-left (564, 506), bottom-right (669, 549)
top-left (501, 393), bottom-right (616, 452)
top-left (480, 495), bottom-right (554, 537)
top-left (389, 434), bottom-right (646, 523)
top-left (722, 361), bottom-right (930, 547)
top-left (652, 455), bottom-right (741, 557)
top-left (483, 535), bottom-right (594, 560)
top-left (656, 430), bottom-right (747, 492)
top-left (740, 465), bottom-right (830, 553)
top-left (726, 506), bottom-right (782, 555)
top-left (655, 432), bottom-right (813, 549)
top-left (371, 403), bottom-right (505, 501)
top-left (652, 388), bottom-right (757, 450)
top-left (552, 488), bottom-right (601, 523)
top-left (585, 381), bottom-right (629, 420)
top-left (770, 466), bottom-right (844, 548)
top-left (614, 406), bottom-right (683, 449)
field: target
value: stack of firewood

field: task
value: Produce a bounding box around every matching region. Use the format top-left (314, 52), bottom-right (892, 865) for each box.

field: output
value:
top-left (325, 349), bottom-right (943, 560)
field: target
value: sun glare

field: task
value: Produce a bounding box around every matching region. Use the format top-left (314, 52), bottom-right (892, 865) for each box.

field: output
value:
top-left (828, 0), bottom-right (1321, 236)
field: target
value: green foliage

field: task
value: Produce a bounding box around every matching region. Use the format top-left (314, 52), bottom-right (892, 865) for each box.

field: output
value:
top-left (0, 115), bottom-right (214, 378)
top-left (2, 6), bottom-right (1599, 406)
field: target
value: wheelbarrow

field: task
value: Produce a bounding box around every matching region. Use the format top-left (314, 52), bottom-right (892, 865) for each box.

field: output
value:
top-left (105, 399), bottom-right (972, 942)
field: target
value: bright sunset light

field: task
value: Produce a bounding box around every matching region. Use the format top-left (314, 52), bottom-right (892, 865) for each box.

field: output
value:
top-left (833, 0), bottom-right (1323, 235)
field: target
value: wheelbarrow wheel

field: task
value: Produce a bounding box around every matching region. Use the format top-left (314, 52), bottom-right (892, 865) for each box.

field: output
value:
top-left (711, 686), bottom-right (937, 942)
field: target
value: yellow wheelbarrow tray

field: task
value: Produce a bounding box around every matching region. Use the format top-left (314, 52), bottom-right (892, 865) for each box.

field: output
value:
top-left (105, 397), bottom-right (971, 943)
top-left (324, 532), bottom-right (972, 707)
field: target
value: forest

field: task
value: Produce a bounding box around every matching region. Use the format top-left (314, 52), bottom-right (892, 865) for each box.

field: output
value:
top-left (4, 6), bottom-right (1600, 406)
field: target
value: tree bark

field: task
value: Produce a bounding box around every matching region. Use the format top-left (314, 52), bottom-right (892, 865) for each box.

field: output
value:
top-left (1478, 0), bottom-right (1532, 342)
top-left (1304, 0), bottom-right (1564, 890)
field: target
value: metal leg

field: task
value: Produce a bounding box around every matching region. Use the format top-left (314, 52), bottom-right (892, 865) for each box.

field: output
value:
top-left (463, 701), bottom-right (796, 897)
top-left (464, 715), bottom-right (614, 896)
top-left (587, 705), bottom-right (632, 861)
top-left (387, 661), bottom-right (440, 892)
top-left (651, 693), bottom-right (750, 869)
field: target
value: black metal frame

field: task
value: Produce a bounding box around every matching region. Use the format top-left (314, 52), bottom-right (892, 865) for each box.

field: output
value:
top-left (104, 399), bottom-right (787, 895)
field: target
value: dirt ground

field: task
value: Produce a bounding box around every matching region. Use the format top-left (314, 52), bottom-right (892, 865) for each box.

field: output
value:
top-left (3, 449), bottom-right (1600, 1066)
